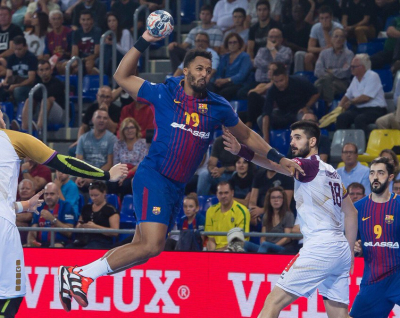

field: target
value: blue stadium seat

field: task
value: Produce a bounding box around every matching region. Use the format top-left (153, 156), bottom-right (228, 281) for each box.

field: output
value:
top-left (15, 101), bottom-right (24, 123)
top-left (357, 42), bottom-right (384, 56)
top-left (82, 75), bottom-right (110, 102)
top-left (269, 129), bottom-right (291, 155)
top-left (78, 193), bottom-right (85, 212)
top-left (120, 195), bottom-right (136, 228)
top-left (294, 71), bottom-right (317, 84)
top-left (47, 102), bottom-right (76, 130)
top-left (312, 100), bottom-right (327, 119)
top-left (385, 15), bottom-right (399, 31)
top-left (375, 68), bottom-right (393, 92)
top-left (1, 102), bottom-right (13, 121)
top-left (320, 128), bottom-right (329, 136)
top-left (197, 195), bottom-right (218, 217)
top-left (230, 100), bottom-right (248, 112)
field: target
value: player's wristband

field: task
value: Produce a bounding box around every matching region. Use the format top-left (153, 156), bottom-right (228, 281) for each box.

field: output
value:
top-left (15, 202), bottom-right (24, 213)
top-left (134, 37), bottom-right (150, 53)
top-left (238, 144), bottom-right (255, 162)
top-left (22, 169), bottom-right (29, 174)
top-left (267, 148), bottom-right (284, 163)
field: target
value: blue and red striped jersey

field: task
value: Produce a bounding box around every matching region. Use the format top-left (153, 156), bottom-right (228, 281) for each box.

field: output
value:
top-left (355, 193), bottom-right (400, 285)
top-left (136, 77), bottom-right (239, 184)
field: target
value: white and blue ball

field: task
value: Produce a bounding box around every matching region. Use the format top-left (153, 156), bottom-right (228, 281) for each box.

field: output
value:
top-left (146, 10), bottom-right (174, 37)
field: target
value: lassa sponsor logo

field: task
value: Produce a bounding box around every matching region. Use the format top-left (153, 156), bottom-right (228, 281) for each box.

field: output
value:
top-left (364, 241), bottom-right (400, 248)
top-left (170, 122), bottom-right (210, 139)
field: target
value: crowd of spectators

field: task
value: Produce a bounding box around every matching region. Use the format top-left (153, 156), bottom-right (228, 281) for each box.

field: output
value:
top-left (7, 0), bottom-right (400, 253)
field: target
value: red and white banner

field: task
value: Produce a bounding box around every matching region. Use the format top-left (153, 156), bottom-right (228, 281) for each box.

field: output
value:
top-left (19, 249), bottom-right (399, 317)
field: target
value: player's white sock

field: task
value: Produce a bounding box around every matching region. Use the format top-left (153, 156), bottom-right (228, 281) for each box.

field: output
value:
top-left (75, 258), bottom-right (112, 280)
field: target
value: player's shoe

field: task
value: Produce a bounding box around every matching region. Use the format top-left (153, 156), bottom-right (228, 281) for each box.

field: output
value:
top-left (68, 267), bottom-right (94, 307)
top-left (58, 266), bottom-right (72, 312)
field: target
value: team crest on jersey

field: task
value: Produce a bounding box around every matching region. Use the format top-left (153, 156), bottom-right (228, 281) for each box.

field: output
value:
top-left (198, 103), bottom-right (208, 114)
top-left (385, 215), bottom-right (394, 224)
top-left (231, 217), bottom-right (235, 223)
top-left (152, 207), bottom-right (161, 215)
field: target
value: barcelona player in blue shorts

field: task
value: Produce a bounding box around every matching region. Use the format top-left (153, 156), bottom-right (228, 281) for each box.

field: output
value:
top-left (58, 30), bottom-right (304, 310)
top-left (350, 157), bottom-right (400, 318)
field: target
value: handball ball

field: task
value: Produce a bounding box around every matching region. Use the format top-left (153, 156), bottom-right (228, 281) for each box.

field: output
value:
top-left (146, 10), bottom-right (174, 37)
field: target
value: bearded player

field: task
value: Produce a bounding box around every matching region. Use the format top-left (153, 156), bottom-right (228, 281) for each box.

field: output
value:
top-left (222, 121), bottom-right (358, 318)
top-left (58, 30), bottom-right (304, 311)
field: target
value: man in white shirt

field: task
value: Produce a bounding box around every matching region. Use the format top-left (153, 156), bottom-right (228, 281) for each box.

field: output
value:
top-left (336, 53), bottom-right (387, 135)
top-left (212, 0), bottom-right (248, 32)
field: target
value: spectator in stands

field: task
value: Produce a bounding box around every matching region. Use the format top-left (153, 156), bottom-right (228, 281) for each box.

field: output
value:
top-left (24, 0), bottom-right (59, 26)
top-left (347, 182), bottom-right (366, 202)
top-left (248, 168), bottom-right (294, 227)
top-left (0, 35), bottom-right (37, 104)
top-left (337, 143), bottom-right (371, 194)
top-left (100, 12), bottom-right (133, 78)
top-left (212, 33), bottom-right (252, 100)
top-left (370, 15), bottom-right (400, 71)
top-left (109, 117), bottom-right (147, 197)
top-left (197, 135), bottom-right (238, 195)
top-left (139, 0), bottom-right (165, 12)
top-left (313, 0), bottom-right (342, 21)
top-left (75, 109), bottom-right (118, 190)
top-left (69, 86), bottom-right (120, 155)
top-left (379, 149), bottom-right (400, 192)
top-left (314, 28), bottom-right (353, 105)
top-left (74, 181), bottom-right (119, 248)
top-left (281, 0), bottom-right (313, 26)
top-left (261, 63), bottom-right (320, 142)
top-left (248, 0), bottom-right (283, 24)
top-left (173, 32), bottom-right (219, 79)
top-left (71, 0), bottom-right (106, 32)
top-left (336, 54), bottom-right (387, 135)
top-left (247, 0), bottom-right (282, 61)
top-left (372, 0), bottom-right (400, 34)
top-left (24, 12), bottom-right (48, 57)
top-left (111, 0), bottom-right (140, 31)
top-left (0, 6), bottom-right (23, 77)
top-left (341, 0), bottom-right (375, 44)
top-left (211, 0), bottom-right (247, 32)
top-left (239, 28), bottom-right (292, 99)
top-left (16, 179), bottom-right (35, 244)
top-left (71, 10), bottom-right (101, 75)
top-left (241, 62), bottom-right (278, 128)
top-left (168, 5), bottom-right (223, 72)
top-left (178, 193), bottom-right (205, 231)
top-left (222, 7), bottom-right (249, 50)
top-left (20, 60), bottom-right (65, 131)
top-left (282, 4), bottom-right (312, 55)
top-left (28, 182), bottom-right (75, 247)
top-left (376, 96), bottom-right (400, 129)
top-left (205, 181), bottom-right (250, 251)
top-left (393, 179), bottom-right (400, 195)
top-left (10, 0), bottom-right (26, 30)
top-left (229, 157), bottom-right (254, 206)
top-left (18, 157), bottom-right (52, 192)
top-left (117, 102), bottom-right (154, 140)
top-left (304, 6), bottom-right (343, 72)
top-left (245, 187), bottom-right (294, 253)
top-left (43, 10), bottom-right (72, 75)
top-left (54, 170), bottom-right (80, 218)
top-left (286, 112), bottom-right (331, 162)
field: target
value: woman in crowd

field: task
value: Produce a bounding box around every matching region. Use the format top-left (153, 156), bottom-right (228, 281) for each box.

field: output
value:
top-left (24, 12), bottom-right (49, 57)
top-left (229, 157), bottom-right (254, 206)
top-left (75, 181), bottom-right (120, 249)
top-left (110, 117), bottom-right (147, 197)
top-left (212, 32), bottom-right (252, 101)
top-left (245, 187), bottom-right (294, 253)
top-left (379, 149), bottom-right (400, 192)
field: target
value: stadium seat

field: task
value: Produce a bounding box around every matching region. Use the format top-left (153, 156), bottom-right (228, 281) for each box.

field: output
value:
top-left (47, 102), bottom-right (76, 130)
top-left (230, 100), bottom-right (248, 112)
top-left (1, 102), bottom-right (13, 121)
top-left (120, 194), bottom-right (136, 228)
top-left (294, 71), bottom-right (317, 84)
top-left (330, 129), bottom-right (366, 161)
top-left (312, 100), bottom-right (327, 119)
top-left (385, 15), bottom-right (399, 31)
top-left (78, 75), bottom-right (110, 103)
top-left (15, 101), bottom-right (24, 123)
top-left (320, 129), bottom-right (329, 136)
top-left (197, 195), bottom-right (218, 217)
top-left (270, 129), bottom-right (291, 155)
top-left (78, 193), bottom-right (85, 212)
top-left (357, 41), bottom-right (384, 56)
top-left (337, 161), bottom-right (369, 168)
top-left (375, 68), bottom-right (393, 93)
top-left (358, 130), bottom-right (400, 162)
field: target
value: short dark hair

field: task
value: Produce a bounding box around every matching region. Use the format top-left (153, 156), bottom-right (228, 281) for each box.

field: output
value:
top-left (185, 193), bottom-right (199, 207)
top-left (13, 35), bottom-right (26, 46)
top-left (38, 59), bottom-right (51, 67)
top-left (348, 182), bottom-right (365, 195)
top-left (394, 179), bottom-right (400, 185)
top-left (200, 5), bottom-right (213, 14)
top-left (196, 32), bottom-right (210, 43)
top-left (370, 157), bottom-right (395, 176)
top-left (80, 9), bottom-right (93, 18)
top-left (256, 0), bottom-right (270, 10)
top-left (318, 5), bottom-right (332, 16)
top-left (342, 142), bottom-right (358, 154)
top-left (272, 62), bottom-right (287, 77)
top-left (290, 120), bottom-right (321, 147)
top-left (89, 180), bottom-right (107, 193)
top-left (0, 6), bottom-right (11, 14)
top-left (183, 49), bottom-right (212, 68)
top-left (224, 32), bottom-right (244, 50)
top-left (233, 7), bottom-right (246, 17)
top-left (217, 181), bottom-right (234, 191)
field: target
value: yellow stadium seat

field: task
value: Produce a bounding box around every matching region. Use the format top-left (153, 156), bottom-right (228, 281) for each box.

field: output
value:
top-left (337, 162), bottom-right (369, 168)
top-left (358, 130), bottom-right (400, 162)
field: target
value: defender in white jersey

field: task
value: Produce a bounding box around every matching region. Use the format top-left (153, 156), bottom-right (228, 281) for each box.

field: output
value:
top-left (222, 121), bottom-right (358, 318)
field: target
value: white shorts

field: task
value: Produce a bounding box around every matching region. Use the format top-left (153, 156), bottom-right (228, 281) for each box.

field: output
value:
top-left (276, 240), bottom-right (351, 304)
top-left (0, 216), bottom-right (26, 299)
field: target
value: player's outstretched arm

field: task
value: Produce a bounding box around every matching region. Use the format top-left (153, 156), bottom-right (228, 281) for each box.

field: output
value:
top-left (114, 30), bottom-right (164, 100)
top-left (14, 189), bottom-right (44, 215)
top-left (342, 195), bottom-right (358, 274)
top-left (222, 127), bottom-right (303, 177)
